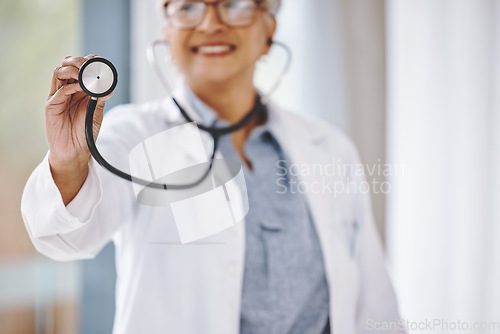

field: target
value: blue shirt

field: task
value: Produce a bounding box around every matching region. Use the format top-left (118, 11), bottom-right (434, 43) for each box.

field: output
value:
top-left (186, 88), bottom-right (330, 334)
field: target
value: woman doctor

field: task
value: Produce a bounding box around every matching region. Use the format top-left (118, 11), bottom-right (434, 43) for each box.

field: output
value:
top-left (21, 0), bottom-right (403, 333)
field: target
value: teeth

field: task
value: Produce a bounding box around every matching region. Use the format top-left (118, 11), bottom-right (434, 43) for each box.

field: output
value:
top-left (197, 45), bottom-right (233, 54)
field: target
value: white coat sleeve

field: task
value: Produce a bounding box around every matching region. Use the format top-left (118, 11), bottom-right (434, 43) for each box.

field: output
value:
top-left (20, 152), bottom-right (135, 261)
top-left (21, 153), bottom-right (103, 261)
top-left (21, 106), bottom-right (140, 262)
top-left (349, 147), bottom-right (405, 333)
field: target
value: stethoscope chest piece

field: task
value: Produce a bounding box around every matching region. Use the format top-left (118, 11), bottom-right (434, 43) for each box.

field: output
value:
top-left (79, 57), bottom-right (118, 98)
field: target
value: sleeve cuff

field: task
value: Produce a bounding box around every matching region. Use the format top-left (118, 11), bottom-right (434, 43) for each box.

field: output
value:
top-left (25, 153), bottom-right (103, 238)
top-left (64, 157), bottom-right (103, 223)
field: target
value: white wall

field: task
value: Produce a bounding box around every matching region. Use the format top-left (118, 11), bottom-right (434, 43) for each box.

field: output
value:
top-left (386, 0), bottom-right (500, 329)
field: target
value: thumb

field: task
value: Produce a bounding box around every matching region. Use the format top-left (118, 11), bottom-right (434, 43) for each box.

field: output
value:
top-left (93, 92), bottom-right (114, 127)
top-left (96, 91), bottom-right (114, 109)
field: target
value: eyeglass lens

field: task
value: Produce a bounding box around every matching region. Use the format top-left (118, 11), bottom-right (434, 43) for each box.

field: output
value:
top-left (166, 0), bottom-right (259, 29)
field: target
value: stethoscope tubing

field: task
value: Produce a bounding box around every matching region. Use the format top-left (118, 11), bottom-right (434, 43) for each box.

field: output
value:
top-left (85, 97), bottom-right (220, 190)
top-left (83, 39), bottom-right (291, 190)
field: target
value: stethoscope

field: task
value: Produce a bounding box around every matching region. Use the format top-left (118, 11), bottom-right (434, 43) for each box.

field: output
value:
top-left (79, 40), bottom-right (291, 190)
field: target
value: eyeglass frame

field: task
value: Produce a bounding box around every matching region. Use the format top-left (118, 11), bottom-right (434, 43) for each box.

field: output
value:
top-left (163, 0), bottom-right (270, 30)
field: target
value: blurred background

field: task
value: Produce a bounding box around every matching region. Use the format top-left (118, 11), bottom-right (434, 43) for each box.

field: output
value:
top-left (0, 0), bottom-right (499, 333)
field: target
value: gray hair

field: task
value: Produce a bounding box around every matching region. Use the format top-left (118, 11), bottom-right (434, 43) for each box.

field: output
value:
top-left (266, 0), bottom-right (281, 16)
top-left (160, 0), bottom-right (282, 16)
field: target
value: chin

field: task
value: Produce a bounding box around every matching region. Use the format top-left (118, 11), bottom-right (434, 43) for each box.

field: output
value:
top-left (192, 71), bottom-right (237, 86)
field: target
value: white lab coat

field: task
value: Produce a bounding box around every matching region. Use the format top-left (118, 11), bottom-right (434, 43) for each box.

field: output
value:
top-left (21, 85), bottom-right (403, 334)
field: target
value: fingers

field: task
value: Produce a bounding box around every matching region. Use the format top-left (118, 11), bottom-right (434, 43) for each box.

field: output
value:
top-left (47, 54), bottom-right (113, 114)
top-left (54, 66), bottom-right (79, 82)
top-left (49, 55), bottom-right (100, 96)
top-left (48, 82), bottom-right (83, 107)
top-left (50, 67), bottom-right (62, 96)
top-left (61, 55), bottom-right (91, 69)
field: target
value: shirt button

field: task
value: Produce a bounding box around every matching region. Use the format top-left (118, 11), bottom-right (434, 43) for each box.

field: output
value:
top-left (227, 261), bottom-right (240, 276)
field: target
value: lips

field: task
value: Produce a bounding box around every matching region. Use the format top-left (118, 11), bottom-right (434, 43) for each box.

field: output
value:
top-left (191, 44), bottom-right (236, 56)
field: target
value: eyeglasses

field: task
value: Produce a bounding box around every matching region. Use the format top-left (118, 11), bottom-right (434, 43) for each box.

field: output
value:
top-left (164, 0), bottom-right (267, 29)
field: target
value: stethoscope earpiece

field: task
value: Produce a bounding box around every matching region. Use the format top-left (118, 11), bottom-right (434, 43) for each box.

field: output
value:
top-left (79, 57), bottom-right (118, 98)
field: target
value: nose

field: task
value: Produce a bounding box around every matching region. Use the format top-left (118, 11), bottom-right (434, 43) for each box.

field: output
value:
top-left (197, 4), bottom-right (225, 34)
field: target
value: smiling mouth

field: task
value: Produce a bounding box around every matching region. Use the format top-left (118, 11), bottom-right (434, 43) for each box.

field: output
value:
top-left (191, 45), bottom-right (236, 55)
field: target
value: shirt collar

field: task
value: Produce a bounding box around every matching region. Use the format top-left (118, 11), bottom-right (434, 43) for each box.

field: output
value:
top-left (183, 82), bottom-right (219, 126)
top-left (181, 83), bottom-right (278, 143)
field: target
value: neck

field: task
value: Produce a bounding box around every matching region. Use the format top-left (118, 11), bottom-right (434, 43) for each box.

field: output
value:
top-left (186, 71), bottom-right (257, 124)
top-left (185, 69), bottom-right (265, 170)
